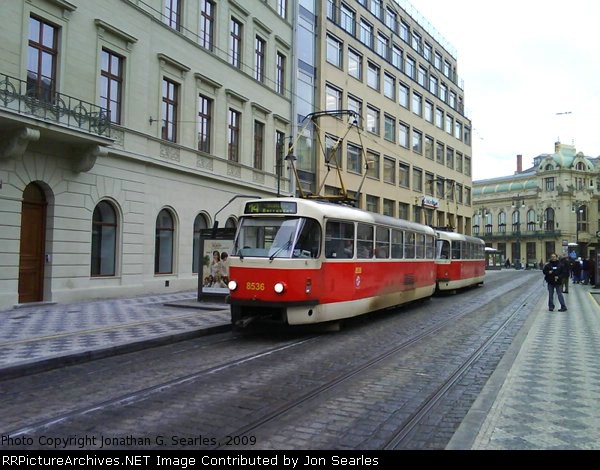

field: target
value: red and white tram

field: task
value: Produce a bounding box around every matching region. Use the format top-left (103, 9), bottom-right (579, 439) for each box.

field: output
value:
top-left (435, 231), bottom-right (485, 292)
top-left (227, 198), bottom-right (437, 326)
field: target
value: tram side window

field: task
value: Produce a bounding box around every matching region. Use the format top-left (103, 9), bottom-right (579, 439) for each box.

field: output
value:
top-left (375, 226), bottom-right (390, 258)
top-left (391, 229), bottom-right (403, 259)
top-left (325, 220), bottom-right (354, 258)
top-left (415, 233), bottom-right (425, 259)
top-left (437, 240), bottom-right (450, 259)
top-left (405, 231), bottom-right (416, 258)
top-left (293, 218), bottom-right (322, 258)
top-left (451, 241), bottom-right (461, 259)
top-left (426, 235), bottom-right (435, 259)
top-left (357, 223), bottom-right (374, 259)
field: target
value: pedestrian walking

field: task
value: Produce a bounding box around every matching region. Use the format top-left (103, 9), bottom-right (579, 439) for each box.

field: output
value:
top-left (559, 256), bottom-right (570, 293)
top-left (587, 257), bottom-right (596, 286)
top-left (543, 253), bottom-right (568, 312)
top-left (572, 257), bottom-right (582, 284)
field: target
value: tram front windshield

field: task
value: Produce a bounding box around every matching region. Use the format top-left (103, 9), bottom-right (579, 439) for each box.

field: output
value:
top-left (232, 217), bottom-right (321, 259)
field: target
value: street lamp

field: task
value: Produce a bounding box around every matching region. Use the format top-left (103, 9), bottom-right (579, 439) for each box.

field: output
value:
top-left (576, 206), bottom-right (584, 256)
top-left (277, 152), bottom-right (297, 197)
top-left (511, 195), bottom-right (525, 267)
top-left (511, 196), bottom-right (525, 232)
top-left (480, 207), bottom-right (492, 235)
top-left (511, 195), bottom-right (525, 209)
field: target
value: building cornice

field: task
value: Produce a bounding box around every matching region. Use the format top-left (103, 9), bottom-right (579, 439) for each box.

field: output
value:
top-left (253, 18), bottom-right (272, 35)
top-left (225, 89), bottom-right (248, 104)
top-left (229, 0), bottom-right (250, 18)
top-left (275, 35), bottom-right (291, 50)
top-left (157, 53), bottom-right (190, 74)
top-left (30, 0), bottom-right (77, 12)
top-left (251, 102), bottom-right (271, 115)
top-left (194, 73), bottom-right (222, 90)
top-left (94, 19), bottom-right (138, 46)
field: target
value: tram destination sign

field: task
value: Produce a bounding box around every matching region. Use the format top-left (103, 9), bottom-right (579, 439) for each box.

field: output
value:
top-left (244, 201), bottom-right (297, 214)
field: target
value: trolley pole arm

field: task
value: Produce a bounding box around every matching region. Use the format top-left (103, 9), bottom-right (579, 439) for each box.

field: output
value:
top-left (212, 195), bottom-right (257, 237)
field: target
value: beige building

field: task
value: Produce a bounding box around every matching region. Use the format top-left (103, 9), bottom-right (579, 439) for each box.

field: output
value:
top-left (306, 0), bottom-right (473, 232)
top-left (0, 0), bottom-right (473, 309)
top-left (472, 142), bottom-right (600, 266)
top-left (0, 0), bottom-right (293, 309)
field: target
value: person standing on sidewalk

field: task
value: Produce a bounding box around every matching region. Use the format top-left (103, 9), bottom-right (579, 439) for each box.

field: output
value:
top-left (543, 253), bottom-right (568, 312)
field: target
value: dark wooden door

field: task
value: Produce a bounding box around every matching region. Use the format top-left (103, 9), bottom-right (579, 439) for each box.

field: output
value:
top-left (18, 184), bottom-right (46, 303)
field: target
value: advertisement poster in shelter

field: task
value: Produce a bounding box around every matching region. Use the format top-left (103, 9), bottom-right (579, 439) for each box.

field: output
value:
top-left (201, 239), bottom-right (234, 296)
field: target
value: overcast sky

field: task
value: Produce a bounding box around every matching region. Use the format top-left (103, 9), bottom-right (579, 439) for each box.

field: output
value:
top-left (406, 0), bottom-right (600, 181)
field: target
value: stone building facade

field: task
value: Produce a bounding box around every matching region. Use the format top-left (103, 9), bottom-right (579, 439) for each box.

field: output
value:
top-left (472, 142), bottom-right (599, 266)
top-left (0, 0), bottom-right (293, 309)
top-left (0, 0), bottom-right (473, 309)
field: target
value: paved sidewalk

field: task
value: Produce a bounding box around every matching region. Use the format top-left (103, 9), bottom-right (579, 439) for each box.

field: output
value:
top-left (448, 282), bottom-right (600, 450)
top-left (0, 290), bottom-right (231, 380)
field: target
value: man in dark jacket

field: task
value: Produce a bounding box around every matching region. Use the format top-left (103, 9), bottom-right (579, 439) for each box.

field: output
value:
top-left (542, 253), bottom-right (568, 312)
top-left (559, 256), bottom-right (571, 293)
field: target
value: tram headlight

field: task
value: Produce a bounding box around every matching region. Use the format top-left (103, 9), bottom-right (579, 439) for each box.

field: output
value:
top-left (274, 282), bottom-right (286, 294)
top-left (228, 280), bottom-right (238, 291)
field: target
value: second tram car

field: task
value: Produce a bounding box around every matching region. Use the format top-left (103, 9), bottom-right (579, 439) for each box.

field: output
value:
top-left (435, 231), bottom-right (486, 291)
top-left (227, 198), bottom-right (437, 326)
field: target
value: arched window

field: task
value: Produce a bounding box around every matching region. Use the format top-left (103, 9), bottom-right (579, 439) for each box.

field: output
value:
top-left (225, 217), bottom-right (237, 229)
top-left (527, 209), bottom-right (536, 231)
top-left (498, 211), bottom-right (506, 233)
top-left (155, 209), bottom-right (174, 274)
top-left (91, 201), bottom-right (117, 276)
top-left (484, 212), bottom-right (493, 234)
top-left (511, 210), bottom-right (521, 232)
top-left (472, 214), bottom-right (480, 235)
top-left (192, 213), bottom-right (209, 273)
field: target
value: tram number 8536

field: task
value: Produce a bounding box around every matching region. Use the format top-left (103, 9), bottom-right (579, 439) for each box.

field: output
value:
top-left (246, 282), bottom-right (265, 291)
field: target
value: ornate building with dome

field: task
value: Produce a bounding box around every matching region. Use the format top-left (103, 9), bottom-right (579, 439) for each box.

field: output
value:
top-left (472, 142), bottom-right (599, 266)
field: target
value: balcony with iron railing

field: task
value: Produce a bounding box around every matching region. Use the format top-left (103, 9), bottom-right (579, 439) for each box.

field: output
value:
top-left (0, 72), bottom-right (110, 138)
top-left (478, 228), bottom-right (562, 241)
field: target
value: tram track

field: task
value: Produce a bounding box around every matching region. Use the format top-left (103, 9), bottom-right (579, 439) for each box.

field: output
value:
top-left (210, 274), bottom-right (540, 449)
top-left (3, 335), bottom-right (319, 439)
top-left (381, 287), bottom-right (538, 449)
top-left (1, 271), bottom-right (539, 450)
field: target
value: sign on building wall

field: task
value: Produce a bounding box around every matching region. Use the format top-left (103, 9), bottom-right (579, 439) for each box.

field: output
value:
top-left (422, 196), bottom-right (440, 209)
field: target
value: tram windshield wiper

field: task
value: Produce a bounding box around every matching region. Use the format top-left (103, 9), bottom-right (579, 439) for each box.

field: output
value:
top-left (269, 239), bottom-right (292, 261)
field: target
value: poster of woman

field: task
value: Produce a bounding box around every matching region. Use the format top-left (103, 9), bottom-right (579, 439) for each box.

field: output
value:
top-left (201, 239), bottom-right (233, 296)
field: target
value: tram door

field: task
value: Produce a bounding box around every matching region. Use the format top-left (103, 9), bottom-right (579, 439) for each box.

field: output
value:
top-left (18, 183), bottom-right (47, 303)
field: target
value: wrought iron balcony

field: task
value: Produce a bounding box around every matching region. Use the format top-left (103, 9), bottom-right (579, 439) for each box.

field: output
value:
top-left (478, 229), bottom-right (562, 241)
top-left (0, 72), bottom-right (110, 137)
